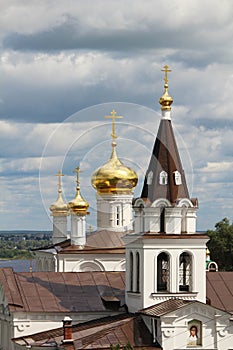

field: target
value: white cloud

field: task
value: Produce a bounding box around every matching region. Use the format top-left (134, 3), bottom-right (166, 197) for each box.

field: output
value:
top-left (0, 0), bottom-right (233, 230)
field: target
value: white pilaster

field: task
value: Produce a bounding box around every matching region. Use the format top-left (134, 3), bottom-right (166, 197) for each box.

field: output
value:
top-left (144, 207), bottom-right (161, 232)
top-left (165, 207), bottom-right (182, 234)
top-left (52, 215), bottom-right (68, 245)
top-left (70, 214), bottom-right (86, 246)
top-left (186, 208), bottom-right (197, 233)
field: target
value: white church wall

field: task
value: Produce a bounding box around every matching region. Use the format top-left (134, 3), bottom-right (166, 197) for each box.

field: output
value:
top-left (165, 207), bottom-right (182, 234)
top-left (57, 253), bottom-right (126, 272)
top-left (96, 193), bottom-right (133, 231)
top-left (7, 310), bottom-right (123, 350)
top-left (125, 236), bottom-right (208, 312)
top-left (160, 304), bottom-right (233, 350)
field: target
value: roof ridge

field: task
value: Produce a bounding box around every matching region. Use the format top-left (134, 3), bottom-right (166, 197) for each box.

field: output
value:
top-left (3, 268), bottom-right (25, 310)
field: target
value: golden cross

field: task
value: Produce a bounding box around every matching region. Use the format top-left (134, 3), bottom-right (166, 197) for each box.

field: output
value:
top-left (161, 65), bottom-right (172, 84)
top-left (73, 166), bottom-right (82, 186)
top-left (105, 109), bottom-right (123, 140)
top-left (55, 170), bottom-right (64, 191)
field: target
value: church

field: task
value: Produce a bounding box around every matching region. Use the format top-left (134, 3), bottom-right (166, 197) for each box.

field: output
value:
top-left (0, 67), bottom-right (233, 350)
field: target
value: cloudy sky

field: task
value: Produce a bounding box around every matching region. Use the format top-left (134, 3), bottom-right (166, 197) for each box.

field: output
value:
top-left (0, 0), bottom-right (233, 232)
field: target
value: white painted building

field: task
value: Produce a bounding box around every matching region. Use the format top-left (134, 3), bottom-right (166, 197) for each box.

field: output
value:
top-left (1, 67), bottom-right (233, 350)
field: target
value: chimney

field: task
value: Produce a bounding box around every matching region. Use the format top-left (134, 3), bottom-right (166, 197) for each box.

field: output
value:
top-left (62, 316), bottom-right (73, 343)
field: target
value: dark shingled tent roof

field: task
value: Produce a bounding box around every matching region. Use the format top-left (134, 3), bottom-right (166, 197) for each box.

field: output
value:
top-left (141, 118), bottom-right (189, 204)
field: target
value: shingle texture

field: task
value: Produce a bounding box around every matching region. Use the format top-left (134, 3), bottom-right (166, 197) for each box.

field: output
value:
top-left (141, 118), bottom-right (189, 204)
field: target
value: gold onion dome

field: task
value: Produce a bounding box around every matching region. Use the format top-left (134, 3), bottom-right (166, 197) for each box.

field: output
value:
top-left (159, 65), bottom-right (173, 111)
top-left (50, 171), bottom-right (68, 215)
top-left (91, 110), bottom-right (138, 194)
top-left (69, 166), bottom-right (89, 214)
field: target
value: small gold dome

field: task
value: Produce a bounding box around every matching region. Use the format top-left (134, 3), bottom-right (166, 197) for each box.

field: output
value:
top-left (69, 167), bottom-right (89, 214)
top-left (91, 142), bottom-right (138, 194)
top-left (159, 65), bottom-right (173, 111)
top-left (69, 189), bottom-right (89, 214)
top-left (50, 171), bottom-right (68, 216)
top-left (50, 192), bottom-right (68, 215)
top-left (159, 83), bottom-right (173, 111)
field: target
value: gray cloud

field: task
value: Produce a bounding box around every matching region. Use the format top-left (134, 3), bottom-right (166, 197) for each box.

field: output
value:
top-left (1, 0), bottom-right (233, 230)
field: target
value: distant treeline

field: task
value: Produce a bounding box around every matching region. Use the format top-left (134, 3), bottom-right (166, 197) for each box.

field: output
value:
top-left (0, 232), bottom-right (52, 260)
top-left (0, 231), bottom-right (52, 241)
top-left (0, 230), bottom-right (52, 236)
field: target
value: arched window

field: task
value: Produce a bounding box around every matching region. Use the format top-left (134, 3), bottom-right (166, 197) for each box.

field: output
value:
top-left (147, 171), bottom-right (153, 185)
top-left (159, 171), bottom-right (168, 185)
top-left (174, 170), bottom-right (182, 185)
top-left (136, 252), bottom-right (140, 293)
top-left (179, 252), bottom-right (192, 291)
top-left (130, 252), bottom-right (134, 291)
top-left (208, 262), bottom-right (218, 272)
top-left (157, 252), bottom-right (169, 292)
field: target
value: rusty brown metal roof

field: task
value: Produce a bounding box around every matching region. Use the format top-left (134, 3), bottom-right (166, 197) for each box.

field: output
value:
top-left (13, 313), bottom-right (161, 349)
top-left (86, 230), bottom-right (125, 248)
top-left (206, 271), bottom-right (233, 314)
top-left (59, 245), bottom-right (125, 255)
top-left (139, 298), bottom-right (192, 317)
top-left (0, 268), bottom-right (125, 313)
top-left (141, 118), bottom-right (190, 204)
top-left (58, 230), bottom-right (126, 254)
top-left (34, 230), bottom-right (126, 254)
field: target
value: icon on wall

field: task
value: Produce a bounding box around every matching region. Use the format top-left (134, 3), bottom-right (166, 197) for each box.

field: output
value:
top-left (187, 320), bottom-right (202, 346)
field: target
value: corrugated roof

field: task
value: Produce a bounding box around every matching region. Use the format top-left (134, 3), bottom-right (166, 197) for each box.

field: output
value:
top-left (141, 118), bottom-right (190, 204)
top-left (206, 271), bottom-right (233, 314)
top-left (139, 298), bottom-right (192, 316)
top-left (0, 268), bottom-right (125, 313)
top-left (13, 313), bottom-right (161, 349)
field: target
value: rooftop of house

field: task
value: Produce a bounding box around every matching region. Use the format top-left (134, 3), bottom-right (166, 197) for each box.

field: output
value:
top-left (0, 268), bottom-right (125, 313)
top-left (33, 229), bottom-right (126, 255)
top-left (1, 269), bottom-right (233, 315)
top-left (12, 313), bottom-right (161, 350)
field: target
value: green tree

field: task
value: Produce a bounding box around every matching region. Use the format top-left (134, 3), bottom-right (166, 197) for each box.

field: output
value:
top-left (207, 218), bottom-right (233, 271)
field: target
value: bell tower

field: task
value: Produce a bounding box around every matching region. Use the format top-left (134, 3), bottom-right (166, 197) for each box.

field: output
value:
top-left (125, 66), bottom-right (209, 312)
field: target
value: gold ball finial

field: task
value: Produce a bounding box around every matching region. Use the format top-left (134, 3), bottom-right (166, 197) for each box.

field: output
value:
top-left (159, 65), bottom-right (173, 111)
